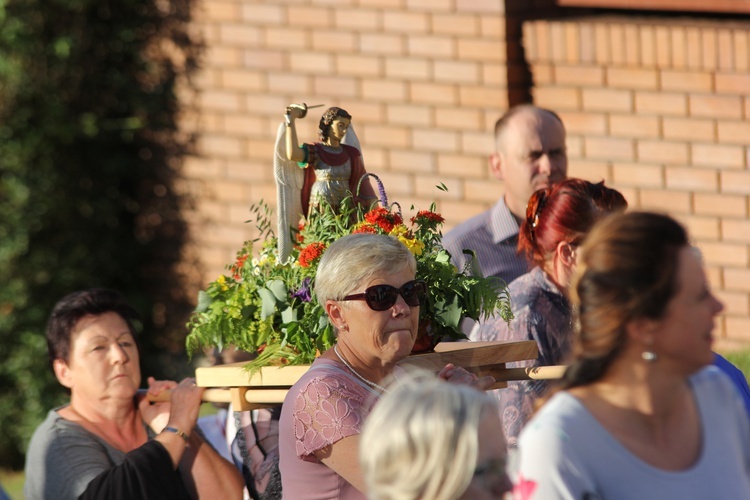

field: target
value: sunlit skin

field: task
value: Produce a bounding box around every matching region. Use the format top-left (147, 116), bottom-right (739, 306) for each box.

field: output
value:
top-left (460, 410), bottom-right (512, 500)
top-left (490, 109), bottom-right (567, 221)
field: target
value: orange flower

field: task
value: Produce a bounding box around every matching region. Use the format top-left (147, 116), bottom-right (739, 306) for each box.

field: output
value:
top-left (231, 254), bottom-right (249, 280)
top-left (298, 242), bottom-right (327, 268)
top-left (411, 210), bottom-right (444, 225)
top-left (364, 207), bottom-right (403, 233)
top-left (352, 222), bottom-right (378, 234)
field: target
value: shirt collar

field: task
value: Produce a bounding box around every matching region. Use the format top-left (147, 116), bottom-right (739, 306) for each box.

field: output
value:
top-left (489, 197), bottom-right (521, 244)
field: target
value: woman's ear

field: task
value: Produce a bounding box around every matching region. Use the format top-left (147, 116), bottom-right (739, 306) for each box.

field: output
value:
top-left (53, 358), bottom-right (73, 389)
top-left (325, 300), bottom-right (348, 333)
top-left (624, 316), bottom-right (660, 348)
top-left (557, 241), bottom-right (578, 268)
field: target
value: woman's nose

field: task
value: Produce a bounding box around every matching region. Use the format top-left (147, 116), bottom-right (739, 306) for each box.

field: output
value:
top-left (112, 344), bottom-right (129, 363)
top-left (391, 294), bottom-right (411, 316)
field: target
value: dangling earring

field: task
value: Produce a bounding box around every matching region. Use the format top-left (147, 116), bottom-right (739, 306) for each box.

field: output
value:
top-left (641, 339), bottom-right (659, 363)
top-left (642, 350), bottom-right (658, 362)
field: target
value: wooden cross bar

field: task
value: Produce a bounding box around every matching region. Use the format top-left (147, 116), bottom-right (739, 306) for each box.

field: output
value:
top-left (193, 340), bottom-right (564, 411)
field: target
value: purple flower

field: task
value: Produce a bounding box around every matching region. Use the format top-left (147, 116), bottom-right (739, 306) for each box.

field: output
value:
top-left (376, 179), bottom-right (388, 208)
top-left (292, 277), bottom-right (312, 302)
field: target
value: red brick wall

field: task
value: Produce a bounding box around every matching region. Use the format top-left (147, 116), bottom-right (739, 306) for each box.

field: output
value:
top-left (180, 2), bottom-right (750, 345)
top-left (181, 0), bottom-right (515, 276)
top-left (524, 16), bottom-right (750, 345)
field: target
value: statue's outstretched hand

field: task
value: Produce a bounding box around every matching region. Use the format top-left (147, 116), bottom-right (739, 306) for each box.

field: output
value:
top-left (285, 103), bottom-right (307, 120)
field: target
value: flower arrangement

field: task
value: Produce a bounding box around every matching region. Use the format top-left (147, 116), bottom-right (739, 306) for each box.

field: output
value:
top-left (186, 177), bottom-right (513, 371)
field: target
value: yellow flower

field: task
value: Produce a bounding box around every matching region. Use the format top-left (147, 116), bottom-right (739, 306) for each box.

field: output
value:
top-left (216, 275), bottom-right (229, 291)
top-left (389, 225), bottom-right (424, 256)
top-left (403, 237), bottom-right (425, 256)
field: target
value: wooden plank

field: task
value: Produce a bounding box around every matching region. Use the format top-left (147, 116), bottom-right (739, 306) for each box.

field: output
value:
top-left (164, 363), bottom-right (567, 407)
top-left (196, 340), bottom-right (539, 389)
top-left (196, 364), bottom-right (310, 388)
top-left (401, 340), bottom-right (538, 372)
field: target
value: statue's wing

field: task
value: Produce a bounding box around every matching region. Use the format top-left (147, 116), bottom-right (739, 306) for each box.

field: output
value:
top-left (274, 122), bottom-right (304, 263)
top-left (342, 123), bottom-right (362, 154)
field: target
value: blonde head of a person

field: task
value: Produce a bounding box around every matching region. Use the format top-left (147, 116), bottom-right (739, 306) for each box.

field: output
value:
top-left (360, 373), bottom-right (509, 500)
top-left (314, 233), bottom-right (416, 310)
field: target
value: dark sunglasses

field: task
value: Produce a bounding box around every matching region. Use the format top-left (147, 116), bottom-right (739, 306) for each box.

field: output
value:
top-left (341, 279), bottom-right (427, 311)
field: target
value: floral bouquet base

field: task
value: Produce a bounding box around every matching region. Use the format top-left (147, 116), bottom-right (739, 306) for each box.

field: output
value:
top-left (186, 175), bottom-right (512, 372)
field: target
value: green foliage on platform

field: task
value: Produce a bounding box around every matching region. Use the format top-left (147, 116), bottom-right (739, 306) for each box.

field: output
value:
top-left (0, 0), bottom-right (201, 467)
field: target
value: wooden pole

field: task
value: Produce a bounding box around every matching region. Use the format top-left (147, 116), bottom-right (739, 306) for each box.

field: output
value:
top-left (141, 364), bottom-right (568, 409)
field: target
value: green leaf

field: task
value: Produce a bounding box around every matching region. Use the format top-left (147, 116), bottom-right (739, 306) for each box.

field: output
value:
top-left (435, 249), bottom-right (451, 263)
top-left (266, 279), bottom-right (288, 301)
top-left (258, 288), bottom-right (277, 320)
top-left (281, 305), bottom-right (297, 324)
top-left (433, 295), bottom-right (462, 329)
top-left (195, 290), bottom-right (212, 313)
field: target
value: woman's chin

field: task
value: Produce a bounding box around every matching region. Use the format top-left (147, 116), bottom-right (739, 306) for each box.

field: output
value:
top-left (383, 331), bottom-right (416, 362)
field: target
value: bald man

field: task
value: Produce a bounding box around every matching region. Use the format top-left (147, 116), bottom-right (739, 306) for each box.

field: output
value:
top-left (442, 105), bottom-right (568, 286)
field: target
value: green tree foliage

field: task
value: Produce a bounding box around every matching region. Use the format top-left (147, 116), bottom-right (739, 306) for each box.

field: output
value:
top-left (0, 0), bottom-right (201, 467)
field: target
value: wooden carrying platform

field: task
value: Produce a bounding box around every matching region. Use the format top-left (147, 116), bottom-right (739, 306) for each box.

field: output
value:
top-left (196, 340), bottom-right (563, 411)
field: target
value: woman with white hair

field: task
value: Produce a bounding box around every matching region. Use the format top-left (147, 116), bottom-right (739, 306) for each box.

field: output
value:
top-left (360, 374), bottom-right (512, 500)
top-left (278, 233), bottom-right (493, 499)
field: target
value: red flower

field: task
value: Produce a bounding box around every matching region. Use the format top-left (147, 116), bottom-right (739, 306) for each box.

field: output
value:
top-left (298, 242), bottom-right (327, 268)
top-left (352, 223), bottom-right (378, 234)
top-left (411, 210), bottom-right (444, 225)
top-left (297, 222), bottom-right (305, 243)
top-left (364, 207), bottom-right (403, 233)
top-left (231, 254), bottom-right (249, 280)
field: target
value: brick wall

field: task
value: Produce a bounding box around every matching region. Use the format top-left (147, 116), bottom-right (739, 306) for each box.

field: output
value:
top-left (524, 16), bottom-right (750, 345)
top-left (180, 2), bottom-right (750, 345)
top-left (180, 0), bottom-right (519, 276)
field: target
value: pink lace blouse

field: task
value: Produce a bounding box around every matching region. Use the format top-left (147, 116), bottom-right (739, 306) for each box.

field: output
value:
top-left (279, 357), bottom-right (381, 499)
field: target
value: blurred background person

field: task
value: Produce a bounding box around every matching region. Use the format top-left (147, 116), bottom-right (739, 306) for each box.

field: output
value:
top-left (515, 212), bottom-right (750, 499)
top-left (197, 346), bottom-right (282, 500)
top-left (24, 289), bottom-right (244, 500)
top-left (360, 374), bottom-right (511, 500)
top-left (442, 105), bottom-right (567, 284)
top-left (713, 352), bottom-right (750, 417)
top-left (279, 234), bottom-right (493, 499)
top-left (473, 179), bottom-right (627, 448)
top-left (442, 105), bottom-right (567, 335)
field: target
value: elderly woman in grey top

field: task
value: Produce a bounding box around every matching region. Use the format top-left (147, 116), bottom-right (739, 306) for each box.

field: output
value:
top-left (24, 289), bottom-right (243, 500)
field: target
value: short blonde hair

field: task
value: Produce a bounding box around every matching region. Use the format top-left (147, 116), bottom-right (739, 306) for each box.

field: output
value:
top-left (314, 233), bottom-right (416, 305)
top-left (360, 374), bottom-right (497, 500)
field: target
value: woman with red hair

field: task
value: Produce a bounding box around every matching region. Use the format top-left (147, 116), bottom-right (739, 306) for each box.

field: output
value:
top-left (472, 178), bottom-right (627, 448)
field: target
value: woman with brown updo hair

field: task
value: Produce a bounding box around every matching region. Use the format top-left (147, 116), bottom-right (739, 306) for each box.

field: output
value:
top-left (514, 212), bottom-right (750, 499)
top-left (472, 178), bottom-right (626, 448)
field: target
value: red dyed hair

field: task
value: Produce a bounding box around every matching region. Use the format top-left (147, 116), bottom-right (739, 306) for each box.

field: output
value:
top-left (518, 179), bottom-right (627, 267)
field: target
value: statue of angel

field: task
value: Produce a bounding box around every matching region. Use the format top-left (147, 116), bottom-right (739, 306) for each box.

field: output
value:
top-left (274, 104), bottom-right (376, 261)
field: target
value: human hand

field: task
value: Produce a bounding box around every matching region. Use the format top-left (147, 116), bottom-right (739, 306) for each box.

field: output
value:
top-left (163, 377), bottom-right (204, 435)
top-left (437, 363), bottom-right (495, 391)
top-left (138, 376), bottom-right (177, 434)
